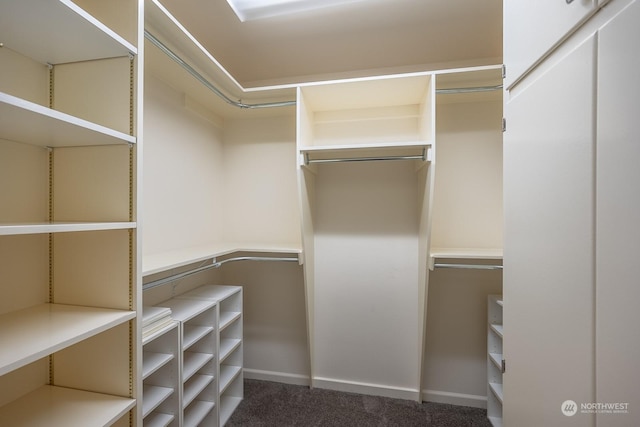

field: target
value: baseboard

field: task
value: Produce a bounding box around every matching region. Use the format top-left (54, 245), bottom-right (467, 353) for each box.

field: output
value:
top-left (421, 389), bottom-right (487, 409)
top-left (243, 368), bottom-right (311, 386)
top-left (312, 376), bottom-right (421, 401)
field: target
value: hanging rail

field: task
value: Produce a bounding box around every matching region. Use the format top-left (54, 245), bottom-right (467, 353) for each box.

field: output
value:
top-left (304, 147), bottom-right (428, 165)
top-left (145, 30), bottom-right (296, 109)
top-left (434, 263), bottom-right (503, 270)
top-left (143, 255), bottom-right (299, 291)
top-left (145, 30), bottom-right (502, 110)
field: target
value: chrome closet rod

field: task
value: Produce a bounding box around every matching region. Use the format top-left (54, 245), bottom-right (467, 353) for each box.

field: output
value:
top-left (434, 263), bottom-right (503, 270)
top-left (143, 256), bottom-right (299, 290)
top-left (435, 84), bottom-right (503, 94)
top-left (144, 30), bottom-right (296, 109)
top-left (145, 30), bottom-right (502, 110)
top-left (304, 148), bottom-right (427, 165)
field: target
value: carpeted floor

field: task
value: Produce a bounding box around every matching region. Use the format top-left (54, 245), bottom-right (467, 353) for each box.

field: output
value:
top-left (227, 379), bottom-right (492, 427)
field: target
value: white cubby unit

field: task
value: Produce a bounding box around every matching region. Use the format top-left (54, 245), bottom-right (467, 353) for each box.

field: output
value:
top-left (153, 298), bottom-right (219, 427)
top-left (0, 0), bottom-right (141, 426)
top-left (142, 319), bottom-right (180, 427)
top-left (178, 285), bottom-right (244, 426)
top-left (487, 295), bottom-right (504, 427)
top-left (297, 73), bottom-right (434, 400)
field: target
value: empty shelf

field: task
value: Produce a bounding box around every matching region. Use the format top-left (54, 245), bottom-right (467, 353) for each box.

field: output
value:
top-left (183, 325), bottom-right (214, 351)
top-left (489, 382), bottom-right (504, 404)
top-left (143, 352), bottom-right (174, 380)
top-left (183, 352), bottom-right (214, 382)
top-left (0, 385), bottom-right (135, 427)
top-left (220, 339), bottom-right (242, 363)
top-left (219, 365), bottom-right (242, 394)
top-left (0, 221), bottom-right (136, 236)
top-left (183, 400), bottom-right (215, 427)
top-left (183, 374), bottom-right (214, 408)
top-left (0, 303), bottom-right (135, 376)
top-left (142, 385), bottom-right (173, 418)
top-left (0, 92), bottom-right (136, 148)
top-left (220, 396), bottom-right (243, 426)
top-left (219, 311), bottom-right (241, 331)
top-left (144, 412), bottom-right (175, 427)
top-left (490, 324), bottom-right (504, 338)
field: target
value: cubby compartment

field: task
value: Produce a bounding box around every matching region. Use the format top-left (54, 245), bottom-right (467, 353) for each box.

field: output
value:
top-left (155, 297), bottom-right (219, 426)
top-left (487, 295), bottom-right (503, 427)
top-left (143, 321), bottom-right (179, 426)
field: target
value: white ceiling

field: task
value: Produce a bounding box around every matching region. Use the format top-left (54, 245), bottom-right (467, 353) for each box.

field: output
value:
top-left (155, 0), bottom-right (503, 88)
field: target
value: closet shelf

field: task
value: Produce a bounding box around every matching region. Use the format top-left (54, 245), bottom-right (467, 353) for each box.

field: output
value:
top-left (0, 0), bottom-right (136, 65)
top-left (143, 242), bottom-right (302, 276)
top-left (183, 400), bottom-right (215, 427)
top-left (219, 365), bottom-right (242, 394)
top-left (489, 382), bottom-right (504, 404)
top-left (144, 412), bottom-right (175, 427)
top-left (142, 385), bottom-right (174, 418)
top-left (142, 351), bottom-right (175, 380)
top-left (430, 247), bottom-right (503, 260)
top-left (220, 396), bottom-right (243, 425)
top-left (0, 303), bottom-right (135, 376)
top-left (0, 385), bottom-right (135, 427)
top-left (183, 374), bottom-right (215, 408)
top-left (0, 221), bottom-right (136, 236)
top-left (220, 338), bottom-right (242, 363)
top-left (0, 92), bottom-right (136, 148)
top-left (183, 325), bottom-right (215, 350)
top-left (183, 352), bottom-right (214, 382)
top-left (490, 324), bottom-right (504, 338)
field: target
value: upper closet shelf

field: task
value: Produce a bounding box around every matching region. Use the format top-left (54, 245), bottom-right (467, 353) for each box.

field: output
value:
top-left (430, 248), bottom-right (503, 260)
top-left (0, 221), bottom-right (136, 236)
top-left (0, 385), bottom-right (135, 427)
top-left (143, 242), bottom-right (303, 276)
top-left (0, 303), bottom-right (135, 376)
top-left (0, 0), bottom-right (136, 65)
top-left (0, 92), bottom-right (136, 147)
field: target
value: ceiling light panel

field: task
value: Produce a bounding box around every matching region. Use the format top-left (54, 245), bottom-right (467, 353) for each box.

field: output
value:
top-left (226, 0), bottom-right (366, 22)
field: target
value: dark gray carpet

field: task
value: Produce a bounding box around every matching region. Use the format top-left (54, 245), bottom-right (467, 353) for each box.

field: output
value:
top-left (227, 379), bottom-right (492, 427)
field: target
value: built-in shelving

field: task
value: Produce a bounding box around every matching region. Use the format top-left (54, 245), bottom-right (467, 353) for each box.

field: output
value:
top-left (0, 221), bottom-right (136, 236)
top-left (0, 385), bottom-right (135, 427)
top-left (0, 0), bottom-right (136, 66)
top-left (143, 352), bottom-right (175, 379)
top-left (143, 385), bottom-right (174, 418)
top-left (178, 285), bottom-right (244, 426)
top-left (0, 93), bottom-right (136, 149)
top-left (0, 304), bottom-right (134, 376)
top-left (487, 295), bottom-right (503, 427)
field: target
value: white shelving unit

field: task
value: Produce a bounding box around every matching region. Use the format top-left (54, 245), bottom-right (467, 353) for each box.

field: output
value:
top-left (297, 73), bottom-right (434, 400)
top-left (178, 285), bottom-right (244, 426)
top-left (154, 298), bottom-right (219, 427)
top-left (487, 295), bottom-right (504, 427)
top-left (0, 0), bottom-right (140, 425)
top-left (143, 321), bottom-right (180, 426)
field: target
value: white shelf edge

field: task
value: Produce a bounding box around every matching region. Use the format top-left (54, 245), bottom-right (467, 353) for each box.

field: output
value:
top-left (143, 242), bottom-right (302, 276)
top-left (142, 352), bottom-right (175, 380)
top-left (488, 415), bottom-right (503, 427)
top-left (142, 385), bottom-right (174, 418)
top-left (143, 412), bottom-right (175, 427)
top-left (0, 92), bottom-right (136, 148)
top-left (0, 0), bottom-right (136, 66)
top-left (219, 365), bottom-right (242, 394)
top-left (0, 304), bottom-right (135, 376)
top-left (489, 382), bottom-right (504, 404)
top-left (220, 338), bottom-right (242, 363)
top-left (220, 311), bottom-right (242, 331)
top-left (0, 385), bottom-right (135, 427)
top-left (183, 374), bottom-right (215, 409)
top-left (430, 247), bottom-right (504, 260)
top-left (299, 140), bottom-right (431, 153)
top-left (489, 352), bottom-right (503, 370)
top-left (0, 221), bottom-right (136, 236)
top-left (142, 321), bottom-right (178, 345)
top-left (183, 400), bottom-right (215, 427)
top-left (490, 323), bottom-right (504, 338)
top-left (183, 325), bottom-right (215, 350)
top-left (220, 396), bottom-right (243, 426)
top-left (183, 352), bottom-right (214, 382)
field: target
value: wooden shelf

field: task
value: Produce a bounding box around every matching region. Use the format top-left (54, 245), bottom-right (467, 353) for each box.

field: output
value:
top-left (220, 396), bottom-right (243, 426)
top-left (490, 323), bottom-right (504, 338)
top-left (489, 382), bottom-right (504, 404)
top-left (183, 352), bottom-right (214, 382)
top-left (220, 339), bottom-right (242, 363)
top-left (183, 325), bottom-right (214, 350)
top-left (220, 311), bottom-right (242, 331)
top-left (0, 385), bottom-right (135, 427)
top-left (143, 242), bottom-right (302, 276)
top-left (183, 400), bottom-right (215, 427)
top-left (0, 0), bottom-right (136, 65)
top-left (219, 365), bottom-right (242, 394)
top-left (0, 221), bottom-right (136, 236)
top-left (144, 412), bottom-right (175, 427)
top-left (183, 374), bottom-right (214, 408)
top-left (143, 352), bottom-right (175, 380)
top-left (0, 92), bottom-right (136, 148)
top-left (0, 303), bottom-right (135, 376)
top-left (142, 385), bottom-right (174, 418)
